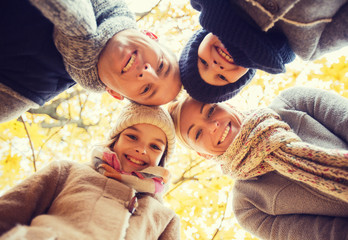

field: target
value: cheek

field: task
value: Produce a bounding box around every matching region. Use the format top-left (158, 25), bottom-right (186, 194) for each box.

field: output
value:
top-left (150, 151), bottom-right (164, 166)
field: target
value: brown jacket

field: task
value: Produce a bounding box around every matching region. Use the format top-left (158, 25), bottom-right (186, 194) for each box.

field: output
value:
top-left (0, 161), bottom-right (180, 240)
top-left (233, 87), bottom-right (348, 240)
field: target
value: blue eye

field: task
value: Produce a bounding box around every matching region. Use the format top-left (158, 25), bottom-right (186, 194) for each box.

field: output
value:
top-left (126, 134), bottom-right (137, 140)
top-left (157, 59), bottom-right (164, 73)
top-left (218, 74), bottom-right (227, 81)
top-left (151, 144), bottom-right (160, 150)
top-left (207, 105), bottom-right (216, 118)
top-left (195, 129), bottom-right (202, 140)
top-left (141, 85), bottom-right (150, 94)
top-left (199, 57), bottom-right (208, 66)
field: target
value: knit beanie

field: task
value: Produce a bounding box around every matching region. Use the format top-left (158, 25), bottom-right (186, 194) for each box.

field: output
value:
top-left (52, 0), bottom-right (137, 93)
top-left (194, 0), bottom-right (295, 72)
top-left (108, 102), bottom-right (176, 163)
top-left (179, 29), bottom-right (256, 103)
top-left (180, 0), bottom-right (295, 103)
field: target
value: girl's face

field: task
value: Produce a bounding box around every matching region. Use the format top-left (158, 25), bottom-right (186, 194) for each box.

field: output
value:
top-left (179, 98), bottom-right (243, 156)
top-left (113, 123), bottom-right (167, 173)
top-left (197, 33), bottom-right (248, 86)
top-left (98, 29), bottom-right (182, 106)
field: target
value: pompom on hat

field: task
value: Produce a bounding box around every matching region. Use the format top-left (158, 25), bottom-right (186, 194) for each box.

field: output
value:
top-left (179, 29), bottom-right (256, 103)
top-left (108, 102), bottom-right (176, 163)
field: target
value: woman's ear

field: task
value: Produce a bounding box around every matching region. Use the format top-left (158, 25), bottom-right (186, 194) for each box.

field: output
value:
top-left (106, 88), bottom-right (124, 100)
top-left (197, 152), bottom-right (213, 159)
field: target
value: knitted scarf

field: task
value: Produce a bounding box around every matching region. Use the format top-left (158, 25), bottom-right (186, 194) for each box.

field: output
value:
top-left (214, 108), bottom-right (348, 203)
top-left (91, 147), bottom-right (171, 194)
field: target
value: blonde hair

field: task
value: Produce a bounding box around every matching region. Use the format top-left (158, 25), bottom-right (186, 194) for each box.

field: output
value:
top-left (167, 96), bottom-right (195, 151)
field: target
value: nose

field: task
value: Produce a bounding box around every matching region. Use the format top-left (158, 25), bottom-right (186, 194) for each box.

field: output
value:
top-left (137, 63), bottom-right (159, 81)
top-left (208, 120), bottom-right (219, 134)
top-left (135, 143), bottom-right (147, 155)
top-left (212, 60), bottom-right (224, 70)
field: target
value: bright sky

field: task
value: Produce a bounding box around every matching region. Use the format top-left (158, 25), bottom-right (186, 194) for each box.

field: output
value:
top-left (125, 0), bottom-right (163, 13)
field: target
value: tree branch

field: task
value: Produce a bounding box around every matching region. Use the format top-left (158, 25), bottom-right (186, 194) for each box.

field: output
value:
top-left (20, 116), bottom-right (37, 172)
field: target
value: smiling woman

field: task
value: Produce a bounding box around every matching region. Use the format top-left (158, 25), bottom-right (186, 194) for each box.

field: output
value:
top-left (168, 86), bottom-right (348, 240)
top-left (175, 98), bottom-right (243, 156)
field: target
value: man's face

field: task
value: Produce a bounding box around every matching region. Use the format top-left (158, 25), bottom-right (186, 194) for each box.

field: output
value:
top-left (179, 97), bottom-right (243, 156)
top-left (197, 33), bottom-right (248, 86)
top-left (98, 29), bottom-right (182, 105)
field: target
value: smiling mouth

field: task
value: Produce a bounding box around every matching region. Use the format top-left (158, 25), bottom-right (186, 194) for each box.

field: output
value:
top-left (121, 52), bottom-right (137, 74)
top-left (125, 154), bottom-right (146, 166)
top-left (218, 122), bottom-right (231, 145)
top-left (216, 47), bottom-right (233, 63)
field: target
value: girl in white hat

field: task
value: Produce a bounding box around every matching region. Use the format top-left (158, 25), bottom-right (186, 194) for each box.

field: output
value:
top-left (0, 102), bottom-right (180, 240)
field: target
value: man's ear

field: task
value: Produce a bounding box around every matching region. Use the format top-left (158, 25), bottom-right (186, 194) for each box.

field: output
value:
top-left (106, 88), bottom-right (124, 100)
top-left (197, 152), bottom-right (213, 159)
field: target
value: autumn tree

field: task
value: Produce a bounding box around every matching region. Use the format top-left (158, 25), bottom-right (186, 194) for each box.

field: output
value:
top-left (1, 1), bottom-right (347, 239)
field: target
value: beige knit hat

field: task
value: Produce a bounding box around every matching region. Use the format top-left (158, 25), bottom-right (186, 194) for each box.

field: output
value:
top-left (109, 102), bottom-right (176, 163)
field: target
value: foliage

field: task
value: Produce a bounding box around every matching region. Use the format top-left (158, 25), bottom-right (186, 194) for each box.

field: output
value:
top-left (1, 1), bottom-right (348, 239)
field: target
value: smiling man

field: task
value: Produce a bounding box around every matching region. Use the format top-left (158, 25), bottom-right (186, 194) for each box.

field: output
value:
top-left (0, 0), bottom-right (182, 123)
top-left (98, 29), bottom-right (181, 106)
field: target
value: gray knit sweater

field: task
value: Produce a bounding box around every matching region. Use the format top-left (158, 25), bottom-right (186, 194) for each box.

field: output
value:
top-left (233, 87), bottom-right (348, 240)
top-left (233, 0), bottom-right (348, 60)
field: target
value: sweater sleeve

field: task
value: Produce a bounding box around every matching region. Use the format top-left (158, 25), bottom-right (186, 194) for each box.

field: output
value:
top-left (28, 0), bottom-right (135, 37)
top-left (159, 214), bottom-right (181, 240)
top-left (0, 161), bottom-right (68, 235)
top-left (311, 2), bottom-right (348, 60)
top-left (269, 86), bottom-right (348, 145)
top-left (233, 197), bottom-right (348, 240)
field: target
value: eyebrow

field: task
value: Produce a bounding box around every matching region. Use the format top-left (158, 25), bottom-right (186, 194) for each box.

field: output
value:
top-left (200, 103), bottom-right (206, 114)
top-left (187, 124), bottom-right (194, 139)
top-left (154, 138), bottom-right (166, 145)
top-left (128, 126), bottom-right (140, 132)
top-left (187, 103), bottom-right (206, 138)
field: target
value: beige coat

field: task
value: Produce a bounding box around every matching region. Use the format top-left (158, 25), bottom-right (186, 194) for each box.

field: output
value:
top-left (0, 161), bottom-right (180, 240)
top-left (233, 87), bottom-right (348, 240)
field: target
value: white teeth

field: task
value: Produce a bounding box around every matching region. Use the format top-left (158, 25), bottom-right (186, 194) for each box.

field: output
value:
top-left (219, 125), bottom-right (230, 144)
top-left (127, 156), bottom-right (145, 165)
top-left (217, 47), bottom-right (233, 63)
top-left (122, 53), bottom-right (136, 73)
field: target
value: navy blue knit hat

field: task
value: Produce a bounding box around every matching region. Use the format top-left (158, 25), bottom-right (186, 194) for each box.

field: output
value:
top-left (179, 29), bottom-right (256, 103)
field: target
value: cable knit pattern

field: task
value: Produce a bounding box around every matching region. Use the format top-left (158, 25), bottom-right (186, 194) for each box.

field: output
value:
top-left (29, 0), bottom-right (137, 92)
top-left (215, 107), bottom-right (348, 203)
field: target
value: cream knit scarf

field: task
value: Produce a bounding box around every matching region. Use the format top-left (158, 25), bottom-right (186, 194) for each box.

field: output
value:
top-left (215, 108), bottom-right (348, 203)
top-left (91, 147), bottom-right (171, 194)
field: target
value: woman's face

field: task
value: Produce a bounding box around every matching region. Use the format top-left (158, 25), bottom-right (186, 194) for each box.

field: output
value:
top-left (197, 33), bottom-right (248, 86)
top-left (113, 123), bottom-right (167, 173)
top-left (179, 98), bottom-right (243, 156)
top-left (98, 29), bottom-right (182, 106)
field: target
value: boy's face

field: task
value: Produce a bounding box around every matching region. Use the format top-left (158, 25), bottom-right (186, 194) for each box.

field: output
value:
top-left (197, 33), bottom-right (248, 86)
top-left (179, 97), bottom-right (243, 156)
top-left (113, 123), bottom-right (167, 173)
top-left (98, 29), bottom-right (182, 106)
